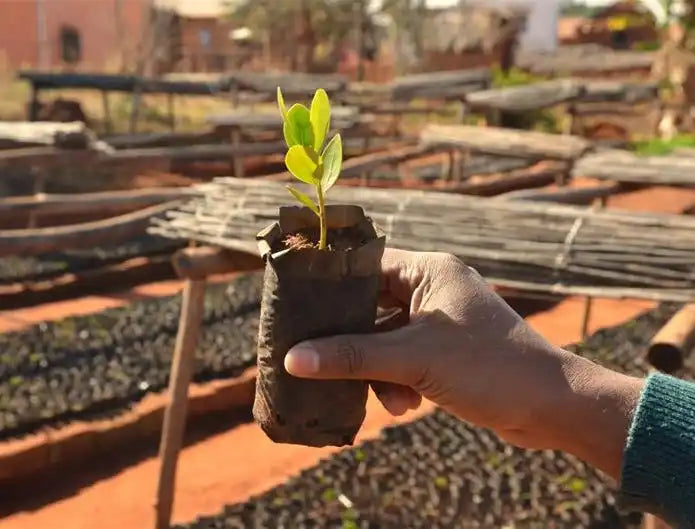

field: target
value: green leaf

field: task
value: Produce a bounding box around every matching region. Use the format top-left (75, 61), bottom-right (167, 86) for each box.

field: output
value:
top-left (285, 145), bottom-right (320, 185)
top-left (286, 185), bottom-right (319, 215)
top-left (283, 120), bottom-right (298, 148)
top-left (310, 88), bottom-right (330, 152)
top-left (277, 86), bottom-right (288, 120)
top-left (284, 104), bottom-right (314, 148)
top-left (320, 133), bottom-right (342, 192)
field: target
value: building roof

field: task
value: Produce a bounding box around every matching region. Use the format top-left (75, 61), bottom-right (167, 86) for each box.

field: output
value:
top-left (154, 0), bottom-right (228, 18)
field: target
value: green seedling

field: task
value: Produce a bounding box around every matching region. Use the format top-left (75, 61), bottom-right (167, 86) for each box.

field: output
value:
top-left (277, 86), bottom-right (343, 250)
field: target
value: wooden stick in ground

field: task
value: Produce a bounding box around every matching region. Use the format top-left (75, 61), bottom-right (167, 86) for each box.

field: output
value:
top-left (167, 94), bottom-right (176, 131)
top-left (154, 278), bottom-right (206, 529)
top-left (102, 90), bottom-right (113, 134)
top-left (647, 304), bottom-right (695, 373)
top-left (581, 296), bottom-right (593, 339)
top-left (230, 126), bottom-right (244, 178)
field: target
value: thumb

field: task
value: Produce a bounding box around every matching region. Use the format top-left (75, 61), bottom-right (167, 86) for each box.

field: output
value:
top-left (284, 325), bottom-right (422, 387)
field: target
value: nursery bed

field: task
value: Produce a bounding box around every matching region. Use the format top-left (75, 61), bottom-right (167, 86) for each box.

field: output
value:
top-left (0, 234), bottom-right (184, 285)
top-left (0, 273), bottom-right (262, 440)
top-left (176, 304), bottom-right (684, 529)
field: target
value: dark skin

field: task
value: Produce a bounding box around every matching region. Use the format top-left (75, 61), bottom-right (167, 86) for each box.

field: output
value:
top-left (285, 249), bottom-right (643, 480)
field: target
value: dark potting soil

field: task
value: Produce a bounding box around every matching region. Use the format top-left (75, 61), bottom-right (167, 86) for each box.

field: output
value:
top-left (0, 273), bottom-right (262, 440)
top-left (283, 226), bottom-right (367, 253)
top-left (176, 304), bottom-right (683, 529)
top-left (0, 234), bottom-right (184, 285)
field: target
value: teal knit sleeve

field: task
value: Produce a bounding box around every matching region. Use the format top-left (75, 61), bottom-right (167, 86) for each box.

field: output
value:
top-left (619, 373), bottom-right (695, 528)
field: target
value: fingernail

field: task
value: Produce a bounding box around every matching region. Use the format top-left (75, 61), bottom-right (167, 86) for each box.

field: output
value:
top-left (285, 343), bottom-right (319, 375)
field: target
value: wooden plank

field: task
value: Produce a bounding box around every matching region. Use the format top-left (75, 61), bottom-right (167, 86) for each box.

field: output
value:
top-left (580, 80), bottom-right (659, 103)
top-left (574, 150), bottom-right (695, 187)
top-left (466, 80), bottom-right (583, 112)
top-left (498, 182), bottom-right (623, 205)
top-left (0, 188), bottom-right (196, 215)
top-left (420, 124), bottom-right (591, 160)
top-left (208, 106), bottom-right (360, 130)
top-left (0, 121), bottom-right (94, 148)
top-left (228, 71), bottom-right (347, 97)
top-left (390, 68), bottom-right (491, 100)
top-left (0, 201), bottom-right (180, 257)
top-left (18, 70), bottom-right (225, 96)
top-left (103, 130), bottom-right (217, 150)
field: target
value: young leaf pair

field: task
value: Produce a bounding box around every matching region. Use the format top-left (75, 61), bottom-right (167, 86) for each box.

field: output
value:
top-left (278, 87), bottom-right (343, 250)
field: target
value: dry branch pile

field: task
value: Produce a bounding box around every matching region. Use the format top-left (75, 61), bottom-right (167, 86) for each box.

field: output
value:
top-left (151, 179), bottom-right (695, 302)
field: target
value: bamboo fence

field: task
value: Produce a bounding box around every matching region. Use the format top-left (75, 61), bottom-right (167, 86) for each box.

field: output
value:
top-left (150, 178), bottom-right (695, 303)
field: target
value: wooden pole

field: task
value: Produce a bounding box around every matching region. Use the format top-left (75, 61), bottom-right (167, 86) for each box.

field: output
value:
top-left (580, 296), bottom-right (593, 339)
top-left (28, 84), bottom-right (40, 122)
top-left (130, 82), bottom-right (144, 134)
top-left (27, 169), bottom-right (45, 229)
top-left (647, 303), bottom-right (695, 374)
top-left (230, 127), bottom-right (244, 178)
top-left (154, 278), bottom-right (206, 529)
top-left (102, 90), bottom-right (113, 134)
top-left (167, 94), bottom-right (176, 131)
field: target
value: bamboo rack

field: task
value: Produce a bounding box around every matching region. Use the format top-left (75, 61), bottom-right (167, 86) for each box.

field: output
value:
top-left (150, 179), bottom-right (695, 303)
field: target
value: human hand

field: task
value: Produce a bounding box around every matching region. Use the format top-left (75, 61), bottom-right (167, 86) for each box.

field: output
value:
top-left (285, 249), bottom-right (643, 478)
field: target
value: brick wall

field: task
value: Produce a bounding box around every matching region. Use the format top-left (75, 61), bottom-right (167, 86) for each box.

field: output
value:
top-left (0, 0), bottom-right (148, 71)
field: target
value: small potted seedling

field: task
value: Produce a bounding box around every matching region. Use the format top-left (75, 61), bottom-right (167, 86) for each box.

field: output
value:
top-left (252, 87), bottom-right (385, 447)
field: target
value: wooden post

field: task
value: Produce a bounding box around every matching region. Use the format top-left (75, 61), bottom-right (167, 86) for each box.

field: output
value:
top-left (230, 127), bottom-right (244, 178)
top-left (580, 296), bottom-right (593, 339)
top-left (446, 147), bottom-right (457, 181)
top-left (28, 84), bottom-right (40, 121)
top-left (102, 90), bottom-right (113, 134)
top-left (130, 82), bottom-right (143, 134)
top-left (360, 133), bottom-right (372, 185)
top-left (565, 103), bottom-right (576, 136)
top-left (451, 149), bottom-right (463, 182)
top-left (459, 148), bottom-right (471, 182)
top-left (458, 99), bottom-right (468, 124)
top-left (154, 279), bottom-right (206, 529)
top-left (167, 94), bottom-right (176, 131)
top-left (647, 303), bottom-right (695, 374)
top-left (27, 169), bottom-right (45, 229)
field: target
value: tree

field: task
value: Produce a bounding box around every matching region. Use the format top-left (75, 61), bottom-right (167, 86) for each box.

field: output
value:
top-left (228, 0), bottom-right (383, 73)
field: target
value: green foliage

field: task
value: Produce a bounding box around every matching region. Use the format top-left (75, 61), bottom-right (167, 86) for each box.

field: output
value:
top-left (279, 86), bottom-right (344, 250)
top-left (287, 186), bottom-right (320, 215)
top-left (285, 145), bottom-right (320, 184)
top-left (633, 40), bottom-right (661, 51)
top-left (285, 104), bottom-right (314, 148)
top-left (310, 88), bottom-right (331, 151)
top-left (491, 65), bottom-right (543, 89)
top-left (633, 134), bottom-right (695, 156)
top-left (320, 133), bottom-right (343, 192)
top-left (321, 488), bottom-right (338, 502)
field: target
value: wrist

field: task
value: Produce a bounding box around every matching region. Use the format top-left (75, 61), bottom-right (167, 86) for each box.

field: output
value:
top-left (547, 353), bottom-right (644, 479)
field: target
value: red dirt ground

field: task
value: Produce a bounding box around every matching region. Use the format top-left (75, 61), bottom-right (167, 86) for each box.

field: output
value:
top-left (1, 186), bottom-right (693, 529)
